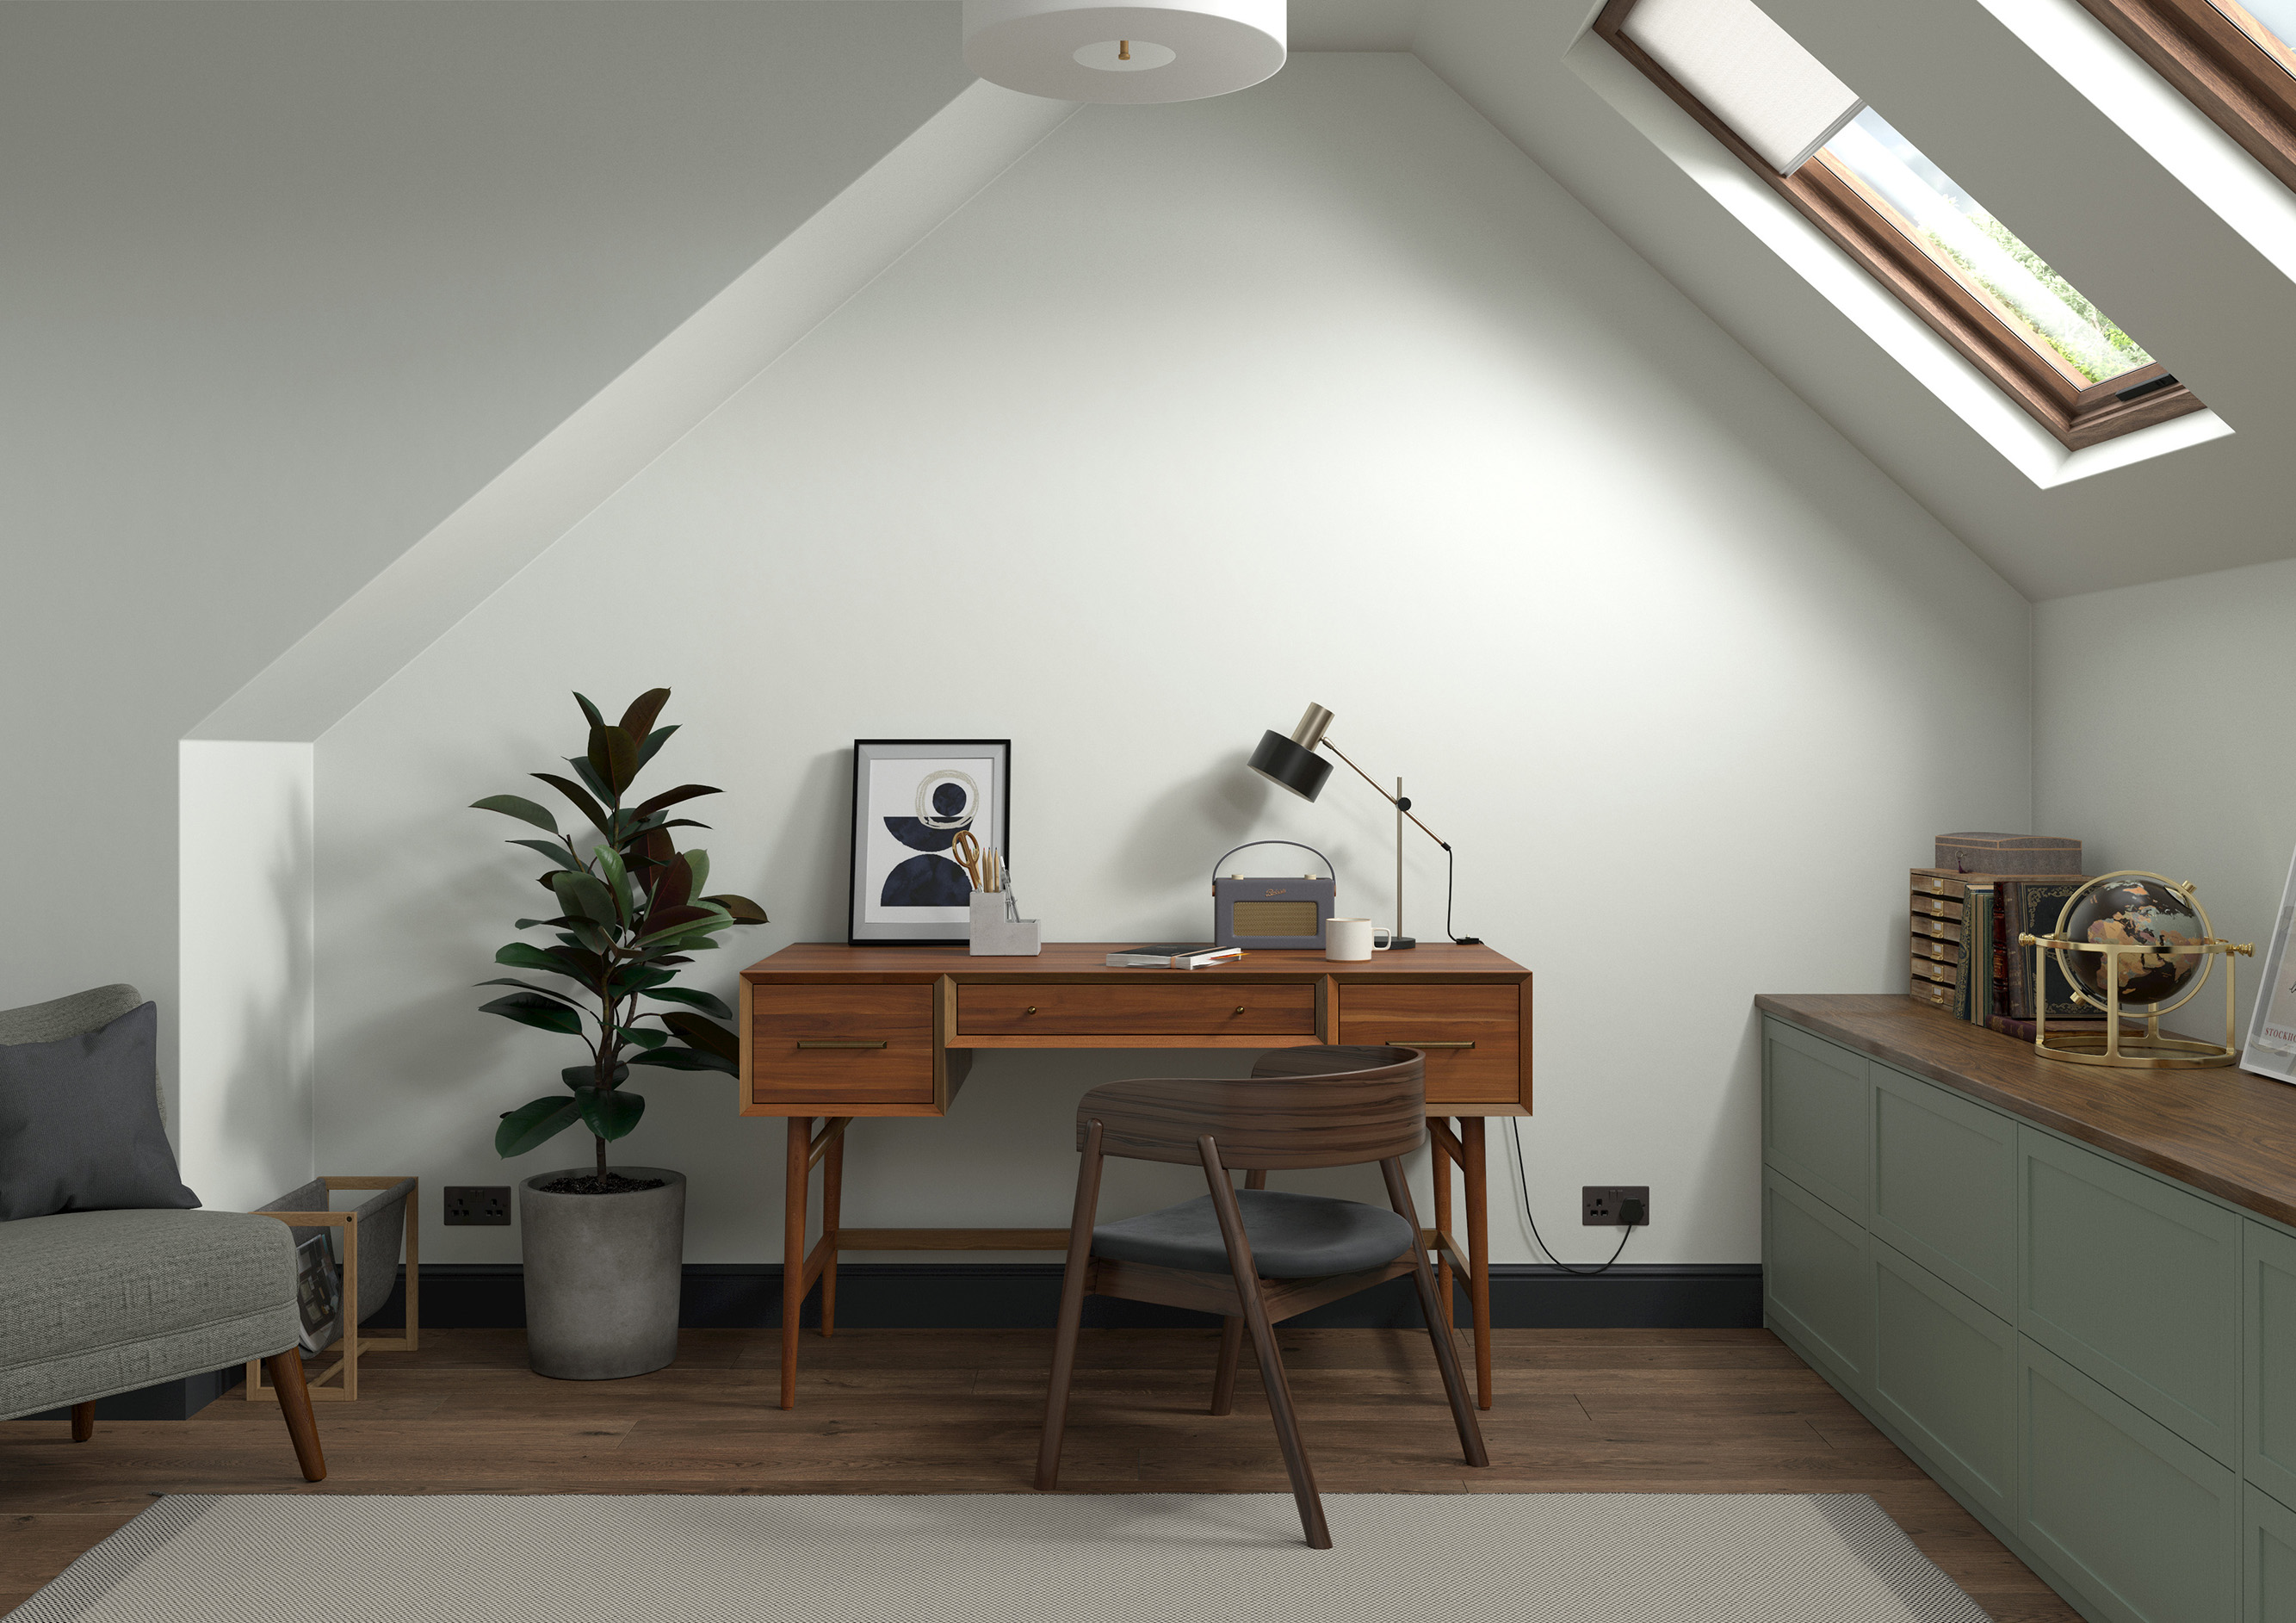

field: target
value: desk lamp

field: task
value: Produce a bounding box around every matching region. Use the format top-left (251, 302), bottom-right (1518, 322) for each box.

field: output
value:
top-left (1247, 703), bottom-right (1479, 950)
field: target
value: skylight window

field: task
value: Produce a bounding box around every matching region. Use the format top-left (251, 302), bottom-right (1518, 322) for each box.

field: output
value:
top-left (1595, 0), bottom-right (2204, 449)
top-left (2074, 0), bottom-right (2296, 194)
top-left (1816, 110), bottom-right (2155, 387)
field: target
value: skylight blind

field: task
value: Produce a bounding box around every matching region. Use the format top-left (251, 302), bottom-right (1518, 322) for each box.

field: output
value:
top-left (1621, 0), bottom-right (1865, 175)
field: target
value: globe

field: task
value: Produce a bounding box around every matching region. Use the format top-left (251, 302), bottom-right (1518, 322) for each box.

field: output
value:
top-left (2060, 877), bottom-right (2207, 1007)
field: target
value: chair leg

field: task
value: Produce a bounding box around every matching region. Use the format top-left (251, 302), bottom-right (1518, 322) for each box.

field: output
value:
top-left (1202, 1137), bottom-right (1330, 1550)
top-left (1210, 1316), bottom-right (1246, 1415)
top-left (70, 1403), bottom-right (94, 1443)
top-left (261, 1352), bottom-right (328, 1482)
top-left (1382, 1157), bottom-right (1488, 1467)
top-left (1037, 1121), bottom-right (1105, 1492)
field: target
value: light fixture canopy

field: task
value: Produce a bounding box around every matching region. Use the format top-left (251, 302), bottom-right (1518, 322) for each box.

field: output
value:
top-left (962, 0), bottom-right (1286, 104)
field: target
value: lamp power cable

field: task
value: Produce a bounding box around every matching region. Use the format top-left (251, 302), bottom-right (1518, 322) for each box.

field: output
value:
top-left (1507, 1117), bottom-right (1633, 1275)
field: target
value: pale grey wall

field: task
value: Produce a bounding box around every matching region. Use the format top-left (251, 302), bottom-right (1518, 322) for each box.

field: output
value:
top-left (313, 55), bottom-right (2034, 1267)
top-left (0, 2), bottom-right (970, 1130)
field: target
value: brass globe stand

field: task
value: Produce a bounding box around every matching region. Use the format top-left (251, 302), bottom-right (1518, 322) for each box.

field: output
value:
top-left (2018, 871), bottom-right (2253, 1069)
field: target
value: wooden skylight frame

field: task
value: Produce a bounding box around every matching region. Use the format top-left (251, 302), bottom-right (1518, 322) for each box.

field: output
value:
top-left (2074, 0), bottom-right (2296, 192)
top-left (1594, 0), bottom-right (2206, 450)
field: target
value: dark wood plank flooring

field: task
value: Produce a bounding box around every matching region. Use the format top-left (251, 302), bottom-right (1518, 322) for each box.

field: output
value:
top-left (0, 1327), bottom-right (2076, 1620)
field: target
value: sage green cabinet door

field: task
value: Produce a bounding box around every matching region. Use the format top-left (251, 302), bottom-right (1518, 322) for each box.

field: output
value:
top-left (1871, 1239), bottom-right (2015, 1524)
top-left (1763, 1019), bottom-right (1868, 1223)
top-left (2020, 1337), bottom-right (2239, 1623)
top-left (2247, 1484), bottom-right (2296, 1623)
top-left (2249, 1223), bottom-right (2296, 1509)
top-left (2020, 1127), bottom-right (2242, 1464)
top-left (1871, 1064), bottom-right (2016, 1320)
top-left (1764, 1166), bottom-right (1870, 1391)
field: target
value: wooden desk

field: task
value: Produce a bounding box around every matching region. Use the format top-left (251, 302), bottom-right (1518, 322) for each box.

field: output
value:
top-left (740, 942), bottom-right (1532, 1409)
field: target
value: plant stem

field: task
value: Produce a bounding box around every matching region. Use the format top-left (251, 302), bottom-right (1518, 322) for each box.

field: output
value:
top-left (596, 1132), bottom-right (607, 1177)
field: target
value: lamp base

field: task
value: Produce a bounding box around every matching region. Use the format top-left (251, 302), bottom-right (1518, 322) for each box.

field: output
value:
top-left (1389, 937), bottom-right (1418, 950)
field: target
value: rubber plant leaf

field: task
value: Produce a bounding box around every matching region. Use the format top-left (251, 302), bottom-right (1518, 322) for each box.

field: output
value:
top-left (561, 1064), bottom-right (630, 1089)
top-left (588, 724), bottom-right (641, 796)
top-left (508, 839), bottom-right (580, 871)
top-left (471, 795), bottom-right (560, 834)
top-left (634, 724), bottom-right (679, 771)
top-left (532, 772), bottom-right (612, 838)
top-left (595, 844), bottom-right (634, 926)
top-left (628, 1045), bottom-right (734, 1074)
top-left (609, 964), bottom-right (678, 995)
top-left (496, 1095), bottom-right (583, 1157)
top-left (650, 853), bottom-right (694, 916)
top-left (665, 1011), bottom-right (740, 1062)
top-left (634, 783), bottom-right (721, 817)
top-left (572, 692), bottom-right (607, 731)
top-left (496, 941), bottom-right (587, 978)
top-left (685, 850), bottom-right (711, 901)
top-left (621, 1026), bottom-right (669, 1050)
top-left (479, 993), bottom-right (584, 1035)
top-left (641, 985), bottom-right (732, 1019)
top-left (474, 977), bottom-right (586, 1008)
top-left (619, 688), bottom-right (671, 742)
top-left (702, 893), bottom-right (769, 926)
top-left (568, 756), bottom-right (616, 808)
top-left (551, 870), bottom-right (622, 930)
top-left (576, 1086), bottom-right (646, 1142)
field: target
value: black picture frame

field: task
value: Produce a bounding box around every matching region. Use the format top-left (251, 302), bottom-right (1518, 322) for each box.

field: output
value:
top-left (847, 739), bottom-right (1012, 945)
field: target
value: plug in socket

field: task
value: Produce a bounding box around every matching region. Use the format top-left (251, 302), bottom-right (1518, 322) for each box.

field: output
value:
top-left (444, 1185), bottom-right (512, 1226)
top-left (1582, 1185), bottom-right (1651, 1227)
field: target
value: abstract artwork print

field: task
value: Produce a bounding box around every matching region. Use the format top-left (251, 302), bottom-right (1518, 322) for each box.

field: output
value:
top-left (848, 740), bottom-right (1011, 944)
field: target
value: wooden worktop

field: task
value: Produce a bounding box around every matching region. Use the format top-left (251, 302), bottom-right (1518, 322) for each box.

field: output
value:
top-left (746, 942), bottom-right (1528, 983)
top-left (1757, 993), bottom-right (2296, 1230)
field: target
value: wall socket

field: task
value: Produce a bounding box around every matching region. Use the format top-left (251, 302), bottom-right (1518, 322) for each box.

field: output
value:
top-left (1582, 1185), bottom-right (1651, 1226)
top-left (443, 1186), bottom-right (512, 1226)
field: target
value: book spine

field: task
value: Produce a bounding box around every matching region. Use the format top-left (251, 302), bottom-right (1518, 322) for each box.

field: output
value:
top-left (2002, 880), bottom-right (2029, 1020)
top-left (1965, 886), bottom-right (1993, 1025)
top-left (1951, 927), bottom-right (1975, 1021)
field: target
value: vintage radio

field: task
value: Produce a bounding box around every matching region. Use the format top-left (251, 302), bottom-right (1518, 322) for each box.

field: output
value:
top-left (1211, 840), bottom-right (1337, 951)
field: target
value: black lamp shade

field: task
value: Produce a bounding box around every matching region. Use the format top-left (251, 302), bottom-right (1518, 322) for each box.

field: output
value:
top-left (1249, 729), bottom-right (1331, 801)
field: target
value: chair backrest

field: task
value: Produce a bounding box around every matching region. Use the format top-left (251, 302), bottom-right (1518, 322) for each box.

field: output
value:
top-left (1075, 1044), bottom-right (1425, 1169)
top-left (0, 984), bottom-right (144, 1046)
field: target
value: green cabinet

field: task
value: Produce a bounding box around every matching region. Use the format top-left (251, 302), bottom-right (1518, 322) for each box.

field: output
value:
top-left (2020, 1337), bottom-right (2239, 1623)
top-left (2021, 1126), bottom-right (2242, 1465)
top-left (1871, 1238), bottom-right (2015, 1524)
top-left (1872, 1062), bottom-right (2016, 1320)
top-left (1763, 1165), bottom-right (1870, 1388)
top-left (2247, 1484), bottom-right (2296, 1623)
top-left (2250, 1225), bottom-right (2296, 1511)
top-left (1763, 1019), bottom-right (1867, 1223)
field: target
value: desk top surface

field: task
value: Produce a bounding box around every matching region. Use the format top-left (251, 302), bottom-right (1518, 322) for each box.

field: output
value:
top-left (746, 941), bottom-right (1529, 983)
top-left (1757, 992), bottom-right (2296, 1230)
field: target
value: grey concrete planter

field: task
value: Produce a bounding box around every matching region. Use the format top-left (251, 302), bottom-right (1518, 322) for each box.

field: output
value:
top-left (518, 1167), bottom-right (685, 1380)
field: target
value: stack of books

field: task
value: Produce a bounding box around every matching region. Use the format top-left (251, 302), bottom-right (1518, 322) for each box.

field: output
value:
top-left (1909, 862), bottom-right (2103, 1036)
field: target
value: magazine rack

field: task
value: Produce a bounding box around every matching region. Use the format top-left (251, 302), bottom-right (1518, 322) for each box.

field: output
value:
top-left (246, 1175), bottom-right (419, 1402)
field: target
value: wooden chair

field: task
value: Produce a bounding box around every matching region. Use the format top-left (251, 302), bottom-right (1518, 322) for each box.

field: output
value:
top-left (1035, 1044), bottom-right (1488, 1547)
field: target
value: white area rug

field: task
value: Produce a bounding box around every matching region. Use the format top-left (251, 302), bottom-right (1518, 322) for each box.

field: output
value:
top-left (7, 1492), bottom-right (1991, 1622)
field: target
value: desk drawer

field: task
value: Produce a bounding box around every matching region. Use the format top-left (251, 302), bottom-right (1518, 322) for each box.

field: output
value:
top-left (1340, 985), bottom-right (1520, 1104)
top-left (957, 983), bottom-right (1316, 1037)
top-left (750, 984), bottom-right (932, 1107)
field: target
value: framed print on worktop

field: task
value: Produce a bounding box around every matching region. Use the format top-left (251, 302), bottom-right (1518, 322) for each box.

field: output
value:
top-left (2245, 839), bottom-right (2296, 1082)
top-left (848, 739), bottom-right (1011, 945)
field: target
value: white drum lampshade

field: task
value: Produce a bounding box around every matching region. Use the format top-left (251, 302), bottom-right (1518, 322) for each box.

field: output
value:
top-left (962, 0), bottom-right (1285, 103)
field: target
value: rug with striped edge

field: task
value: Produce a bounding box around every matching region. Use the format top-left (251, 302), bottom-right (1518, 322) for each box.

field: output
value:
top-left (6, 1492), bottom-right (1991, 1622)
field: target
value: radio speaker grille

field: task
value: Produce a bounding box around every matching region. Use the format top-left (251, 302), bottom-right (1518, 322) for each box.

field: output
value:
top-left (1230, 900), bottom-right (1321, 937)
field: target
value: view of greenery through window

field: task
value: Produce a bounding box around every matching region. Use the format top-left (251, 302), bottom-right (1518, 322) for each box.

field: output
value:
top-left (1819, 108), bottom-right (2154, 386)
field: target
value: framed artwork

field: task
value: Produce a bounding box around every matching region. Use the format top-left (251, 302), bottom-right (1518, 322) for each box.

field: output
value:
top-left (848, 740), bottom-right (1011, 945)
top-left (2245, 839), bottom-right (2296, 1082)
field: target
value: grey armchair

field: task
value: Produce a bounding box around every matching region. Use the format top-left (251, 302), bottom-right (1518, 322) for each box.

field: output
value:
top-left (0, 985), bottom-right (325, 1479)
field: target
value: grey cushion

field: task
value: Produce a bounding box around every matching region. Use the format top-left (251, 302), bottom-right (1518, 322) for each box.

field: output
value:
top-left (0, 984), bottom-right (145, 1046)
top-left (1093, 1188), bottom-right (1416, 1279)
top-left (0, 1208), bottom-right (300, 1418)
top-left (0, 1001), bottom-right (198, 1220)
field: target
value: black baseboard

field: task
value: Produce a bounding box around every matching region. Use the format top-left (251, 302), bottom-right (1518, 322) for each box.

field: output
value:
top-left (366, 1261), bottom-right (1761, 1332)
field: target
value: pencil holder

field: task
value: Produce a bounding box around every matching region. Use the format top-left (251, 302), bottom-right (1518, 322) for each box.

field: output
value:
top-left (969, 894), bottom-right (1041, 956)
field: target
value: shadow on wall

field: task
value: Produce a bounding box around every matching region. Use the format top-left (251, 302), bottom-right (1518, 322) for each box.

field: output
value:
top-left (208, 760), bottom-right (315, 1210)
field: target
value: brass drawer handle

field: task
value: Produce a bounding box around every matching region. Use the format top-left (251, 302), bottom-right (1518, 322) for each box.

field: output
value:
top-left (796, 1039), bottom-right (888, 1050)
top-left (1389, 1039), bottom-right (1476, 1049)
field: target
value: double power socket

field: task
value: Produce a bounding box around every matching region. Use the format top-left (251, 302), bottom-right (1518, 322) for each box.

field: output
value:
top-left (1581, 1185), bottom-right (1651, 1227)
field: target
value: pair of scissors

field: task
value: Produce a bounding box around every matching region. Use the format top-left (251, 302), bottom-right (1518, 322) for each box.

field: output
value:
top-left (950, 831), bottom-right (987, 891)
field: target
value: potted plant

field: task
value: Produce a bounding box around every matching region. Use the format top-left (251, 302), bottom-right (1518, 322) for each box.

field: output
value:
top-left (470, 687), bottom-right (766, 1379)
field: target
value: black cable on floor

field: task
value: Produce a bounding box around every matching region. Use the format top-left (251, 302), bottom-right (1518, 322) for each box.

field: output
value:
top-left (1509, 1117), bottom-right (1633, 1275)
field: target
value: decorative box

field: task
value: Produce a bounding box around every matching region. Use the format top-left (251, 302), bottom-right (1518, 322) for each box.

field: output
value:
top-left (1934, 832), bottom-right (2082, 877)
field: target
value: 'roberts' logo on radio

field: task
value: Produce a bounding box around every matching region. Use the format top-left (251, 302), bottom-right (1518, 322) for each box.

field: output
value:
top-left (1264, 887), bottom-right (1288, 897)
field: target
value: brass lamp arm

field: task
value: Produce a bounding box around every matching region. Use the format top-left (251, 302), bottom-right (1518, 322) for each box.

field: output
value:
top-left (1319, 736), bottom-right (1450, 850)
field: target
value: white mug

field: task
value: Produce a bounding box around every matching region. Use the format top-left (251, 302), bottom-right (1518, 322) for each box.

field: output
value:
top-left (1324, 917), bottom-right (1394, 960)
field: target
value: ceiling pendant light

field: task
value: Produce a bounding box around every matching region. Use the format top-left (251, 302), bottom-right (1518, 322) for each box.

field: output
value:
top-left (962, 0), bottom-right (1285, 104)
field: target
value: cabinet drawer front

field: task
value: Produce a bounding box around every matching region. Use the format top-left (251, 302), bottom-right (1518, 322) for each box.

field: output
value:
top-left (1871, 1240), bottom-right (2014, 1524)
top-left (2021, 1127), bottom-right (2241, 1465)
top-left (1872, 1065), bottom-right (2015, 1319)
top-left (1763, 1166), bottom-right (1870, 1389)
top-left (1340, 985), bottom-right (1519, 1103)
top-left (1763, 1019), bottom-right (1868, 1223)
top-left (958, 983), bottom-right (1315, 1036)
top-left (2248, 1223), bottom-right (2296, 1511)
top-left (2020, 1337), bottom-right (2239, 1623)
top-left (750, 984), bottom-right (933, 1107)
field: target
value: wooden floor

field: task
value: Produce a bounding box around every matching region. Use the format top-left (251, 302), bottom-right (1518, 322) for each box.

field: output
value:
top-left (1, 1326), bottom-right (2075, 1620)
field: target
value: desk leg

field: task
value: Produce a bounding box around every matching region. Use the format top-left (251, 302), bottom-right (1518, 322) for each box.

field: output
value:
top-left (782, 1116), bottom-right (809, 1410)
top-left (821, 1125), bottom-right (844, 1338)
top-left (1463, 1118), bottom-right (1491, 1410)
top-left (1431, 1117), bottom-right (1455, 1330)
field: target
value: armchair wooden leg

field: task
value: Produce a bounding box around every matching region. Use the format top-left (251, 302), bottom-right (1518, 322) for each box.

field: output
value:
top-left (70, 1403), bottom-right (94, 1443)
top-left (261, 1352), bottom-right (327, 1482)
top-left (1383, 1157), bottom-right (1488, 1467)
top-left (1210, 1316), bottom-right (1245, 1415)
top-left (1202, 1137), bottom-right (1329, 1550)
top-left (1037, 1121), bottom-right (1105, 1492)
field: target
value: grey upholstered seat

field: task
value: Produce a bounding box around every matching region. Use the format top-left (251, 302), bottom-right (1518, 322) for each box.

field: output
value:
top-left (1092, 1188), bottom-right (1416, 1279)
